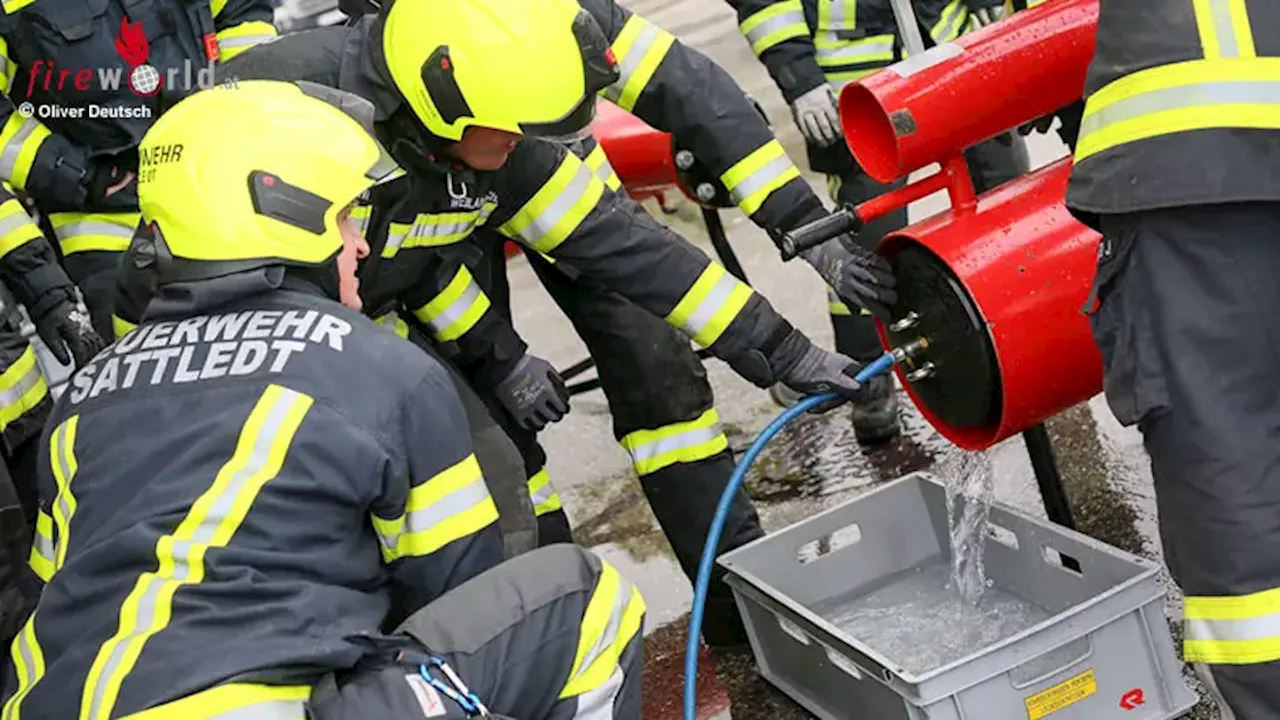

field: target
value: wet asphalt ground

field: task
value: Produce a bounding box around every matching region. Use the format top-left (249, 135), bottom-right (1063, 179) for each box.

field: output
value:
top-left (506, 1), bottom-right (1222, 717)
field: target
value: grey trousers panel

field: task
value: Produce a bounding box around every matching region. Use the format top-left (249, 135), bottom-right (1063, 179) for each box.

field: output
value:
top-left (408, 325), bottom-right (537, 559)
top-left (308, 545), bottom-right (644, 719)
top-left (1091, 204), bottom-right (1280, 719)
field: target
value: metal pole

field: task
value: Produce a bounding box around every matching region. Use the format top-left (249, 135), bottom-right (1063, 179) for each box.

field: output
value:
top-left (888, 0), bottom-right (928, 57)
top-left (1022, 422), bottom-right (1076, 530)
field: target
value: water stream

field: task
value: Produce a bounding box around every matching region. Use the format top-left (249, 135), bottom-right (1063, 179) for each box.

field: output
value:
top-left (941, 448), bottom-right (996, 606)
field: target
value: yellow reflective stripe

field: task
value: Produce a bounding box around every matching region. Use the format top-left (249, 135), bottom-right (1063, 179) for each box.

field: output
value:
top-left (28, 510), bottom-right (55, 582)
top-left (815, 34), bottom-right (895, 70)
top-left (121, 683), bottom-right (310, 719)
top-left (350, 203), bottom-right (372, 237)
top-left (112, 315), bottom-right (138, 340)
top-left (80, 385), bottom-right (313, 720)
top-left (48, 414), bottom-right (79, 571)
top-left (215, 20), bottom-right (278, 61)
top-left (0, 38), bottom-right (14, 95)
top-left (1074, 59), bottom-right (1280, 163)
top-left (411, 266), bottom-right (491, 343)
top-left (720, 140), bottom-right (801, 216)
top-left (0, 346), bottom-right (48, 434)
top-left (1184, 587), bottom-right (1280, 664)
top-left (386, 204), bottom-right (496, 256)
top-left (930, 0), bottom-right (970, 43)
top-left (619, 409), bottom-right (729, 476)
top-left (583, 144), bottom-right (622, 192)
top-left (604, 14), bottom-right (676, 111)
top-left (499, 154), bottom-right (602, 254)
top-left (740, 1), bottom-right (809, 56)
top-left (50, 211), bottom-right (141, 256)
top-left (371, 453), bottom-right (498, 562)
top-left (828, 286), bottom-right (852, 316)
top-left (527, 467), bottom-right (562, 516)
top-left (0, 196), bottom-right (39, 259)
top-left (559, 560), bottom-right (646, 700)
top-left (816, 0), bottom-right (857, 31)
top-left (209, 0), bottom-right (229, 18)
top-left (1, 611), bottom-right (46, 720)
top-left (666, 262), bottom-right (753, 348)
top-left (0, 113), bottom-right (51, 192)
top-left (374, 312), bottom-right (410, 340)
top-left (1193, 0), bottom-right (1255, 60)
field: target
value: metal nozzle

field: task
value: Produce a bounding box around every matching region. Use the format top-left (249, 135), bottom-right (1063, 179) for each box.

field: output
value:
top-left (890, 336), bottom-right (930, 365)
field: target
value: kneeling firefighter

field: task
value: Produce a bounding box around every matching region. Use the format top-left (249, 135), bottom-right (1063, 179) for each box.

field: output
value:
top-left (1068, 0), bottom-right (1280, 716)
top-left (199, 0), bottom-right (874, 648)
top-left (336, 0), bottom-right (899, 647)
top-left (3, 80), bottom-right (644, 720)
top-left (728, 0), bottom-right (1031, 441)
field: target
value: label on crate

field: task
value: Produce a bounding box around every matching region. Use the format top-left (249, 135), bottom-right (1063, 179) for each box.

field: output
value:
top-left (1024, 668), bottom-right (1097, 720)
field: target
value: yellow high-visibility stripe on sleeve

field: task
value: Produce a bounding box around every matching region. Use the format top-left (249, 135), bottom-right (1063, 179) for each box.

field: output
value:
top-left (603, 14), bottom-right (676, 111)
top-left (582, 144), bottom-right (622, 192)
top-left (720, 140), bottom-right (801, 217)
top-left (49, 211), bottom-right (140, 256)
top-left (385, 204), bottom-right (497, 257)
top-left (1193, 0), bottom-right (1256, 60)
top-left (349, 204), bottom-right (372, 237)
top-left (411, 266), bottom-right (491, 343)
top-left (559, 560), bottom-right (646, 702)
top-left (80, 384), bottom-right (313, 720)
top-left (214, 21), bottom-right (278, 61)
top-left (48, 414), bottom-right (79, 571)
top-left (740, 0), bottom-right (810, 56)
top-left (28, 510), bottom-right (55, 582)
top-left (121, 682), bottom-right (310, 719)
top-left (666, 262), bottom-right (753, 348)
top-left (374, 312), bottom-right (410, 340)
top-left (112, 315), bottom-right (138, 340)
top-left (827, 286), bottom-right (852, 316)
top-left (929, 0), bottom-right (969, 44)
top-left (371, 453), bottom-right (498, 562)
top-left (1184, 586), bottom-right (1280, 664)
top-left (619, 409), bottom-right (729, 476)
top-left (527, 467), bottom-right (562, 517)
top-left (0, 346), bottom-right (48, 435)
top-left (499, 154), bottom-right (603, 254)
top-left (0, 196), bottom-right (41, 259)
top-left (1, 611), bottom-right (47, 720)
top-left (0, 38), bottom-right (15, 95)
top-left (0, 113), bottom-right (51, 192)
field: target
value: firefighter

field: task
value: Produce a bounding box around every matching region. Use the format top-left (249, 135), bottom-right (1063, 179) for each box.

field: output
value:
top-left (1066, 1), bottom-right (1280, 716)
top-left (4, 80), bottom-right (644, 720)
top-left (728, 0), bottom-right (1030, 442)
top-left (0, 0), bottom-right (279, 338)
top-left (200, 0), bottom-right (873, 648)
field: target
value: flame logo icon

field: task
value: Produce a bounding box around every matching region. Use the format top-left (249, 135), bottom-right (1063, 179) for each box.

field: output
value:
top-left (114, 18), bottom-right (162, 96)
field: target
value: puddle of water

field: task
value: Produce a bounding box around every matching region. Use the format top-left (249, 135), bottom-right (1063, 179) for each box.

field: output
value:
top-left (817, 562), bottom-right (1050, 676)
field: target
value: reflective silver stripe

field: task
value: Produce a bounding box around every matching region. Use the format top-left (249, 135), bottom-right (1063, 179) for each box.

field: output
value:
top-left (816, 39), bottom-right (894, 65)
top-left (0, 357), bottom-right (42, 410)
top-left (374, 474), bottom-right (491, 551)
top-left (0, 56), bottom-right (9, 77)
top-left (1186, 613), bottom-right (1280, 644)
top-left (13, 622), bottom-right (37, 689)
top-left (586, 152), bottom-right (617, 186)
top-left (529, 478), bottom-right (558, 509)
top-left (573, 666), bottom-right (625, 720)
top-left (679, 271), bottom-right (739, 338)
top-left (605, 21), bottom-right (662, 102)
top-left (626, 424), bottom-right (723, 466)
top-left (85, 389), bottom-right (305, 720)
top-left (0, 118), bottom-right (37, 179)
top-left (1079, 80), bottom-right (1280, 142)
top-left (931, 1), bottom-right (967, 42)
top-left (1207, 0), bottom-right (1242, 58)
top-left (516, 162), bottom-right (593, 246)
top-left (424, 278), bottom-right (483, 333)
top-left (568, 577), bottom-right (634, 687)
top-left (51, 424), bottom-right (74, 561)
top-left (217, 34), bottom-right (274, 49)
top-left (727, 154), bottom-right (792, 206)
top-left (208, 699), bottom-right (307, 720)
top-left (744, 10), bottom-right (806, 47)
top-left (32, 528), bottom-right (54, 563)
top-left (0, 208), bottom-right (32, 238)
top-left (822, 0), bottom-right (854, 30)
top-left (54, 220), bottom-right (134, 241)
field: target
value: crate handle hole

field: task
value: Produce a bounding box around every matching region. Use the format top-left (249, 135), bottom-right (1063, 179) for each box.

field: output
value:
top-left (1042, 545), bottom-right (1083, 575)
top-left (777, 615), bottom-right (811, 646)
top-left (796, 522), bottom-right (862, 564)
top-left (823, 645), bottom-right (864, 680)
top-left (986, 522), bottom-right (1019, 549)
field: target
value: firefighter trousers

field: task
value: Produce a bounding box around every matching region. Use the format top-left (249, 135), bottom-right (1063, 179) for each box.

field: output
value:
top-left (826, 134), bottom-right (1030, 360)
top-left (307, 544), bottom-right (645, 719)
top-left (1089, 203), bottom-right (1280, 719)
top-left (472, 244), bottom-right (765, 647)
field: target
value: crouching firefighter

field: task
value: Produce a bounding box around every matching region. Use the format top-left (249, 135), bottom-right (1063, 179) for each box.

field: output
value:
top-left (2, 81), bottom-right (644, 720)
top-left (212, 0), bottom-right (876, 648)
top-left (727, 0), bottom-right (1030, 440)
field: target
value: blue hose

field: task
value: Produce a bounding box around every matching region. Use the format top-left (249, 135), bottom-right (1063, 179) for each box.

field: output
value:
top-left (683, 350), bottom-right (899, 720)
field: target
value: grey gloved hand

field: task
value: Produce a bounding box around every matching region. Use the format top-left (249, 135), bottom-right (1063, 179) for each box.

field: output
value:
top-left (728, 325), bottom-right (864, 413)
top-left (790, 85), bottom-right (843, 147)
top-left (800, 236), bottom-right (898, 320)
top-left (971, 6), bottom-right (1005, 26)
top-left (493, 353), bottom-right (570, 432)
top-left (33, 290), bottom-right (104, 368)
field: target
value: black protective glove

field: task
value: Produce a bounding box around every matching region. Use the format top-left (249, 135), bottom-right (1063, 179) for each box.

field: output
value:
top-left (800, 235), bottom-right (898, 320)
top-left (86, 161), bottom-right (138, 209)
top-left (33, 290), bottom-right (104, 368)
top-left (493, 353), bottom-right (570, 431)
top-left (729, 325), bottom-right (865, 413)
top-left (1017, 101), bottom-right (1083, 151)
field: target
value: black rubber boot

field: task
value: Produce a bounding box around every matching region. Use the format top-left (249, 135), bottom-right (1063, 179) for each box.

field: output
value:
top-left (852, 374), bottom-right (901, 445)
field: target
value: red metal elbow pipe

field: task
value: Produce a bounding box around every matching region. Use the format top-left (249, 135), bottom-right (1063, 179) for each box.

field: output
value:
top-left (840, 0), bottom-right (1098, 184)
top-left (590, 100), bottom-right (683, 201)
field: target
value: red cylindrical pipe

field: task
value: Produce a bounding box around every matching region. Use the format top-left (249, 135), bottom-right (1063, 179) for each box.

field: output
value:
top-left (877, 157), bottom-right (1103, 451)
top-left (590, 100), bottom-right (681, 202)
top-left (840, 0), bottom-right (1098, 184)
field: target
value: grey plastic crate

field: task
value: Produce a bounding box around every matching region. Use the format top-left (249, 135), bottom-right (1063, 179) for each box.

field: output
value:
top-left (719, 472), bottom-right (1198, 720)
